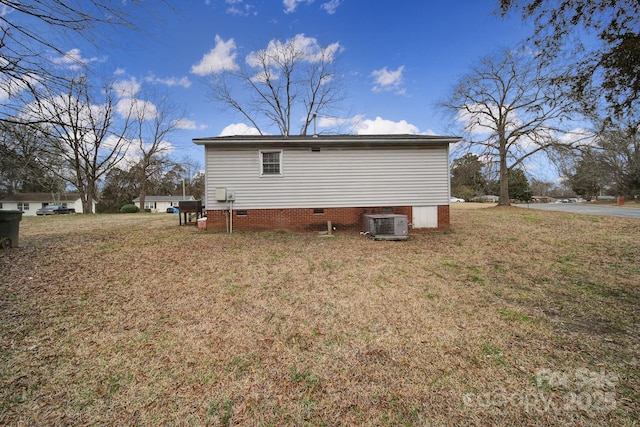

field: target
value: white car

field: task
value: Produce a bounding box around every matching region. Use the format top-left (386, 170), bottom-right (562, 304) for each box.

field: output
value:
top-left (450, 197), bottom-right (465, 203)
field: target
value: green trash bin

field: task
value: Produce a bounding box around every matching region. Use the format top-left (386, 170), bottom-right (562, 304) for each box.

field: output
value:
top-left (0, 209), bottom-right (23, 248)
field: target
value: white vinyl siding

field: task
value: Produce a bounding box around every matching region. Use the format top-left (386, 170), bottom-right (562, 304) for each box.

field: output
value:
top-left (205, 146), bottom-right (449, 209)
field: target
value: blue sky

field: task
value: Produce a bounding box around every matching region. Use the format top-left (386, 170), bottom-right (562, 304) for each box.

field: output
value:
top-left (43, 1), bottom-right (533, 170)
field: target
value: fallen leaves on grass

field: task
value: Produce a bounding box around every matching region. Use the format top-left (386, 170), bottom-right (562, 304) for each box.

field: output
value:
top-left (0, 210), bottom-right (638, 425)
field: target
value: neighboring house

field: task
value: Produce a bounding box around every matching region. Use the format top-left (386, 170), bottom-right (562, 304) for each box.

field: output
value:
top-left (193, 134), bottom-right (461, 233)
top-left (133, 195), bottom-right (195, 213)
top-left (0, 193), bottom-right (94, 216)
top-left (473, 195), bottom-right (500, 203)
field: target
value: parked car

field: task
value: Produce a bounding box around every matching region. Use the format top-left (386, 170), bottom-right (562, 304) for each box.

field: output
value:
top-left (36, 205), bottom-right (76, 215)
top-left (450, 197), bottom-right (465, 203)
top-left (166, 207), bottom-right (179, 213)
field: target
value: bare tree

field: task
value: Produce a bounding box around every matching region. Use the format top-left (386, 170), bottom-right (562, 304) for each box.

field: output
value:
top-left (0, 121), bottom-right (65, 196)
top-left (0, 1), bottom-right (170, 126)
top-left (592, 119), bottom-right (640, 196)
top-left (25, 76), bottom-right (133, 213)
top-left (129, 95), bottom-right (183, 212)
top-left (441, 48), bottom-right (580, 206)
top-left (207, 34), bottom-right (343, 136)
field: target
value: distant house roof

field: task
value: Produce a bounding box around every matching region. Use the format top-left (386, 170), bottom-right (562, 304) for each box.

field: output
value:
top-left (132, 195), bottom-right (195, 202)
top-left (0, 192), bottom-right (82, 202)
top-left (193, 134), bottom-right (461, 148)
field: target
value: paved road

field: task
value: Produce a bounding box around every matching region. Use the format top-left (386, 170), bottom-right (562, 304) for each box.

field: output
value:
top-left (515, 203), bottom-right (640, 219)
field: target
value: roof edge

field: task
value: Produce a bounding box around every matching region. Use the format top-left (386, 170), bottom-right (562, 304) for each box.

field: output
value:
top-left (193, 133), bottom-right (461, 146)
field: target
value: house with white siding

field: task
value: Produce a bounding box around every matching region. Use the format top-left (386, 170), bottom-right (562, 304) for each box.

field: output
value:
top-left (133, 195), bottom-right (195, 213)
top-left (0, 192), bottom-right (94, 216)
top-left (192, 134), bottom-right (460, 233)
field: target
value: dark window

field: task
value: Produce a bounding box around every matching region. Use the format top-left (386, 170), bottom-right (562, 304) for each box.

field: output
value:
top-left (313, 208), bottom-right (324, 214)
top-left (236, 210), bottom-right (248, 216)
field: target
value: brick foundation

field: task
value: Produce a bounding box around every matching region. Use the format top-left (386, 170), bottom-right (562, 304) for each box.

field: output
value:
top-left (437, 205), bottom-right (450, 231)
top-left (205, 206), bottom-right (449, 233)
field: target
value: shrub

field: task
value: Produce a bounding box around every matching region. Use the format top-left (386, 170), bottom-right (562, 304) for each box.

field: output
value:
top-left (119, 204), bottom-right (140, 213)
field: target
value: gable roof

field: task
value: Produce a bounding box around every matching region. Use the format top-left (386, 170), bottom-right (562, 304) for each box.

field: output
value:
top-left (193, 134), bottom-right (461, 148)
top-left (0, 192), bottom-right (82, 202)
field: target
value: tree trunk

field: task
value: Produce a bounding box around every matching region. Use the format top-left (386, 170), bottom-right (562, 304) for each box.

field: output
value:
top-left (82, 183), bottom-right (95, 214)
top-left (139, 181), bottom-right (146, 213)
top-left (498, 143), bottom-right (510, 206)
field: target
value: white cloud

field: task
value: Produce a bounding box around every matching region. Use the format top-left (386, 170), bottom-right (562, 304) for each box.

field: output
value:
top-left (371, 66), bottom-right (405, 94)
top-left (102, 133), bottom-right (130, 152)
top-left (191, 35), bottom-right (239, 76)
top-left (314, 114), bottom-right (432, 135)
top-left (455, 104), bottom-right (504, 136)
top-left (53, 48), bottom-right (101, 70)
top-left (144, 73), bottom-right (191, 88)
top-left (225, 0), bottom-right (256, 16)
top-left (114, 67), bottom-right (126, 76)
top-left (0, 73), bottom-right (39, 101)
top-left (353, 116), bottom-right (421, 135)
top-left (138, 140), bottom-right (175, 155)
top-left (113, 77), bottom-right (141, 98)
top-left (115, 98), bottom-right (135, 118)
top-left (174, 118), bottom-right (207, 130)
top-left (321, 0), bottom-right (341, 14)
top-left (116, 98), bottom-right (158, 120)
top-left (557, 128), bottom-right (595, 146)
top-left (246, 34), bottom-right (341, 70)
top-left (219, 123), bottom-right (262, 136)
top-left (283, 0), bottom-right (312, 14)
top-left (120, 139), bottom-right (175, 168)
top-left (317, 114), bottom-right (365, 129)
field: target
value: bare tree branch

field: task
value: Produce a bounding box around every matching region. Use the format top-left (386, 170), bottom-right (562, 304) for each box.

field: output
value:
top-left (0, 0), bottom-right (170, 124)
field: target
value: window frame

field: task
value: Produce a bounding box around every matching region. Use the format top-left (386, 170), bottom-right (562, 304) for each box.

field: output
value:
top-left (259, 149), bottom-right (283, 177)
top-left (17, 202), bottom-right (29, 211)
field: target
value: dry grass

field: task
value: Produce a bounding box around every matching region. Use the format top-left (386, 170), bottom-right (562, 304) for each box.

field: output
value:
top-left (1, 208), bottom-right (638, 426)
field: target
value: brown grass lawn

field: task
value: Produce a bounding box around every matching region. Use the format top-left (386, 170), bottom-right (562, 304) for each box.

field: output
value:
top-left (1, 206), bottom-right (638, 426)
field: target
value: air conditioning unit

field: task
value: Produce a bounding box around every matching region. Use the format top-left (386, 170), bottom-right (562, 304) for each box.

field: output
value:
top-left (363, 214), bottom-right (409, 240)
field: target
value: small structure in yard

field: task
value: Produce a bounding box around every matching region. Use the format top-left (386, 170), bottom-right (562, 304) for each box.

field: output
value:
top-left (178, 200), bottom-right (204, 225)
top-left (192, 134), bottom-right (461, 233)
top-left (0, 209), bottom-right (22, 248)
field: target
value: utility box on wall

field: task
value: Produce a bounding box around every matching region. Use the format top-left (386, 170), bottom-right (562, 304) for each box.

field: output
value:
top-left (215, 188), bottom-right (227, 202)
